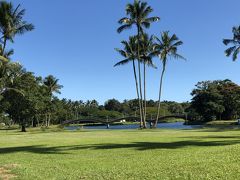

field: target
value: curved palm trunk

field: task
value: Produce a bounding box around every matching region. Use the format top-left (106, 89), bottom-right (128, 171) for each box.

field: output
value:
top-left (137, 60), bottom-right (145, 128)
top-left (144, 62), bottom-right (147, 126)
top-left (132, 60), bottom-right (143, 127)
top-left (154, 63), bottom-right (166, 128)
top-left (137, 26), bottom-right (146, 129)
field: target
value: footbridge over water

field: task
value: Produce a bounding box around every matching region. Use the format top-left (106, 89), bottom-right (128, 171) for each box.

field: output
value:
top-left (62, 114), bottom-right (192, 126)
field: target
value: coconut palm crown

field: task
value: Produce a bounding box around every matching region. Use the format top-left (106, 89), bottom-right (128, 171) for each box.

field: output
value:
top-left (117, 0), bottom-right (160, 34)
top-left (43, 75), bottom-right (63, 95)
top-left (114, 36), bottom-right (138, 67)
top-left (223, 26), bottom-right (240, 61)
top-left (0, 1), bottom-right (34, 54)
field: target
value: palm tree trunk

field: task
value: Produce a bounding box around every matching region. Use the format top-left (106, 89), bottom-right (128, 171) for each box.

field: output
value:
top-left (143, 62), bottom-right (147, 127)
top-left (154, 64), bottom-right (166, 128)
top-left (137, 26), bottom-right (145, 129)
top-left (132, 60), bottom-right (142, 127)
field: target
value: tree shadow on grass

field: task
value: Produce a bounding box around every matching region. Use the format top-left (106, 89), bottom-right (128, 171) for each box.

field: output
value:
top-left (0, 127), bottom-right (18, 131)
top-left (1, 139), bottom-right (240, 155)
top-left (181, 135), bottom-right (240, 139)
top-left (0, 145), bottom-right (68, 155)
top-left (68, 140), bottom-right (240, 151)
top-left (188, 126), bottom-right (240, 132)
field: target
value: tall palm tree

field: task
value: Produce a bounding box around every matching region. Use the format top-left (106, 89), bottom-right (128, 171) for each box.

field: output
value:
top-left (114, 36), bottom-right (143, 127)
top-left (223, 26), bottom-right (240, 61)
top-left (43, 75), bottom-right (63, 127)
top-left (139, 33), bottom-right (156, 124)
top-left (153, 31), bottom-right (185, 128)
top-left (0, 1), bottom-right (34, 55)
top-left (117, 0), bottom-right (160, 128)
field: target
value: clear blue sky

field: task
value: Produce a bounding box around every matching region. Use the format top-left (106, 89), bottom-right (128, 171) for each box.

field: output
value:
top-left (10, 0), bottom-right (240, 104)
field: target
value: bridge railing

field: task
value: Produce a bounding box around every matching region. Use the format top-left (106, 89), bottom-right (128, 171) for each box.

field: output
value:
top-left (61, 114), bottom-right (191, 125)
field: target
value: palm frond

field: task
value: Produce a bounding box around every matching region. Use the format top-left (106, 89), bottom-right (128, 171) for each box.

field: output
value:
top-left (0, 55), bottom-right (9, 63)
top-left (225, 46), bottom-right (237, 57)
top-left (117, 24), bottom-right (132, 33)
top-left (126, 3), bottom-right (134, 16)
top-left (171, 40), bottom-right (183, 47)
top-left (223, 39), bottom-right (239, 46)
top-left (15, 8), bottom-right (25, 21)
top-left (118, 17), bottom-right (131, 24)
top-left (16, 23), bottom-right (34, 35)
top-left (12, 4), bottom-right (21, 17)
top-left (141, 21), bottom-right (150, 29)
top-left (142, 6), bottom-right (153, 17)
top-left (232, 47), bottom-right (240, 61)
top-left (170, 53), bottom-right (186, 60)
top-left (145, 17), bottom-right (160, 23)
top-left (114, 59), bottom-right (131, 67)
top-left (115, 48), bottom-right (128, 58)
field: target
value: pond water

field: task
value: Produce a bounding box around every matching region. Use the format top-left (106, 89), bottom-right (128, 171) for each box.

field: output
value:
top-left (64, 122), bottom-right (202, 130)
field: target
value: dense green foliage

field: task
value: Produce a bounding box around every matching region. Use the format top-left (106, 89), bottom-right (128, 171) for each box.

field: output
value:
top-left (1, 128), bottom-right (240, 179)
top-left (188, 79), bottom-right (240, 121)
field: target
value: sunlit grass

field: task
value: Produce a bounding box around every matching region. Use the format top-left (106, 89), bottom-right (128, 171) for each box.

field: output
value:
top-left (0, 127), bottom-right (240, 179)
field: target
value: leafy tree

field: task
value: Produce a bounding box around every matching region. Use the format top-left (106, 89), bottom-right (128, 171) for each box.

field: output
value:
top-left (153, 31), bottom-right (185, 128)
top-left (104, 99), bottom-right (122, 112)
top-left (218, 80), bottom-right (240, 119)
top-left (168, 103), bottom-right (184, 115)
top-left (189, 80), bottom-right (240, 121)
top-left (223, 26), bottom-right (240, 61)
top-left (2, 70), bottom-right (44, 132)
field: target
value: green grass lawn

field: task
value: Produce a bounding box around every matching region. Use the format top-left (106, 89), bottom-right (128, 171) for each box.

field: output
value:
top-left (1, 127), bottom-right (240, 179)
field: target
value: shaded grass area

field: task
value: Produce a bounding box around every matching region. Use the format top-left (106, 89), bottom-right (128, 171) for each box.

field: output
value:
top-left (187, 120), bottom-right (238, 126)
top-left (0, 128), bottom-right (240, 179)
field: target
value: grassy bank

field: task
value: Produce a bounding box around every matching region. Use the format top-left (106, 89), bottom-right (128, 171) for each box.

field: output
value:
top-left (0, 127), bottom-right (240, 179)
top-left (186, 120), bottom-right (239, 126)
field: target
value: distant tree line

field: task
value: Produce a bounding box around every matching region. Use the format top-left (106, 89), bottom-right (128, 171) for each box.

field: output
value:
top-left (1, 97), bottom-right (189, 129)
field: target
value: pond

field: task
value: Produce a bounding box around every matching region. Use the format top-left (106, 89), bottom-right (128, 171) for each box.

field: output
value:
top-left (64, 122), bottom-right (202, 130)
